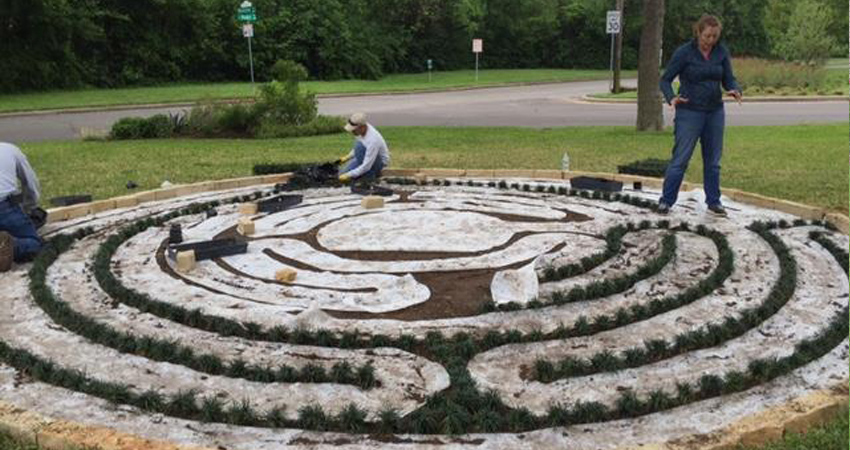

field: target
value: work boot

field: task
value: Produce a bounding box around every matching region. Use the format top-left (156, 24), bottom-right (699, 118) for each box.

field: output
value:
top-left (708, 204), bottom-right (728, 217)
top-left (656, 202), bottom-right (670, 215)
top-left (0, 232), bottom-right (13, 272)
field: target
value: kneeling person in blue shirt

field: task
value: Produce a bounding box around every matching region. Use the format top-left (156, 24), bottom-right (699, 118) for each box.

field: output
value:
top-left (0, 142), bottom-right (43, 272)
top-left (337, 112), bottom-right (390, 182)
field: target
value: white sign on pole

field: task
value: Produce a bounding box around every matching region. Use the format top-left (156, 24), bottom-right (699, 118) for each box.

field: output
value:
top-left (606, 11), bottom-right (621, 34)
top-left (472, 39), bottom-right (483, 53)
top-left (242, 23), bottom-right (254, 38)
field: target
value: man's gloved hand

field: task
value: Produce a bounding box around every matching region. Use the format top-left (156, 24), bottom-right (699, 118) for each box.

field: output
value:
top-left (338, 173), bottom-right (351, 182)
top-left (334, 154), bottom-right (352, 165)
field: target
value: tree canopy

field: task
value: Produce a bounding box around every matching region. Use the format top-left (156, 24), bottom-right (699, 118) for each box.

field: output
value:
top-left (0, 0), bottom-right (844, 93)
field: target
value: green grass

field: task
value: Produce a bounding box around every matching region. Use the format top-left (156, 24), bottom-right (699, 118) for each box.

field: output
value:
top-left (20, 124), bottom-right (848, 214)
top-left (0, 69), bottom-right (635, 114)
top-left (737, 412), bottom-right (848, 450)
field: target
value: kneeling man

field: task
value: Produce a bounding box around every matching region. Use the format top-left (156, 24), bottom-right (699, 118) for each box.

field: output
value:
top-left (337, 112), bottom-right (390, 182)
top-left (0, 142), bottom-right (43, 272)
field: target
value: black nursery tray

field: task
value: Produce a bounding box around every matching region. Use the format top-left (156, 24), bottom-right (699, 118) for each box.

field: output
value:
top-left (351, 185), bottom-right (394, 197)
top-left (570, 176), bottom-right (623, 192)
top-left (168, 238), bottom-right (248, 261)
top-left (257, 194), bottom-right (303, 213)
top-left (50, 194), bottom-right (92, 207)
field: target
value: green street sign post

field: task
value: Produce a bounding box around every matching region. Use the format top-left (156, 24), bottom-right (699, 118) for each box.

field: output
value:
top-left (427, 59), bottom-right (432, 82)
top-left (238, 1), bottom-right (257, 85)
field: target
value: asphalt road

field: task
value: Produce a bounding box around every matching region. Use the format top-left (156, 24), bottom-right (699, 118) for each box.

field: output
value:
top-left (2, 80), bottom-right (846, 143)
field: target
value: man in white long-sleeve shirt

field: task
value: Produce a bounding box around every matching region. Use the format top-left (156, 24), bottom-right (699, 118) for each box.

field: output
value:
top-left (0, 142), bottom-right (43, 271)
top-left (337, 112), bottom-right (390, 182)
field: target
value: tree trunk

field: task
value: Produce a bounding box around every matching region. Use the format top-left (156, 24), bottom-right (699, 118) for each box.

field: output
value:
top-left (612, 0), bottom-right (625, 94)
top-left (636, 0), bottom-right (665, 131)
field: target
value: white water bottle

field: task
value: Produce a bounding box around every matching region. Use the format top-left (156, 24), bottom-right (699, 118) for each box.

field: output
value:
top-left (561, 152), bottom-right (570, 172)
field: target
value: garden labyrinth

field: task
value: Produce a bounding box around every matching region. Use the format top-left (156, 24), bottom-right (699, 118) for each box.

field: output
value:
top-left (1, 174), bottom-right (847, 450)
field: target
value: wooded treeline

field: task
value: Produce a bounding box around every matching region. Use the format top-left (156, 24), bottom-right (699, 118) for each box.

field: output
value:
top-left (1, 0), bottom-right (844, 93)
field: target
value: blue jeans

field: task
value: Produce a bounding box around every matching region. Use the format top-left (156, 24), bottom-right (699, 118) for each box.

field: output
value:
top-left (344, 141), bottom-right (384, 180)
top-left (0, 198), bottom-right (42, 262)
top-left (660, 106), bottom-right (725, 207)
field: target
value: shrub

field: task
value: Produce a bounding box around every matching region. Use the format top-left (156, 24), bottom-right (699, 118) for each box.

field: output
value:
top-left (110, 114), bottom-right (173, 140)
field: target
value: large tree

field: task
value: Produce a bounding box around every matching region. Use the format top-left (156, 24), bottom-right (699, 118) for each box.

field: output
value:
top-left (636, 0), bottom-right (664, 131)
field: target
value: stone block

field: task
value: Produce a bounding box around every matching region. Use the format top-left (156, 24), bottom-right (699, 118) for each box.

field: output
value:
top-left (133, 191), bottom-right (157, 204)
top-left (275, 268), bottom-right (298, 283)
top-left (153, 188), bottom-right (177, 201)
top-left (361, 196), bottom-right (385, 209)
top-left (420, 169), bottom-right (466, 178)
top-left (824, 213), bottom-right (849, 235)
top-left (214, 178), bottom-right (244, 191)
top-left (493, 169), bottom-right (536, 179)
top-left (239, 202), bottom-right (259, 216)
top-left (725, 190), bottom-right (776, 210)
top-left (237, 217), bottom-right (255, 236)
top-left (381, 168), bottom-right (421, 177)
top-left (176, 250), bottom-right (196, 273)
top-left (113, 195), bottom-right (138, 209)
top-left (262, 174), bottom-right (291, 185)
top-left (88, 199), bottom-right (116, 214)
top-left (464, 169), bottom-right (496, 179)
top-left (532, 169), bottom-right (563, 179)
top-left (63, 204), bottom-right (92, 220)
top-left (737, 425), bottom-right (783, 448)
top-left (414, 174), bottom-right (428, 185)
top-left (773, 199), bottom-right (824, 221)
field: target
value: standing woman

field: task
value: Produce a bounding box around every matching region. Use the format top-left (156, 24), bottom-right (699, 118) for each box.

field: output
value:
top-left (657, 14), bottom-right (742, 216)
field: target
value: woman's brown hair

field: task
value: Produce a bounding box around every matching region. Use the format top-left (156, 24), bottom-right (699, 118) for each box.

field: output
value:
top-left (693, 14), bottom-right (722, 37)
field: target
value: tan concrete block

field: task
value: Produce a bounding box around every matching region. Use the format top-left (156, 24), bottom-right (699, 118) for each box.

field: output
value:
top-left (64, 204), bottom-right (92, 220)
top-left (237, 217), bottom-right (255, 236)
top-left (381, 168), bottom-right (421, 177)
top-left (737, 426), bottom-right (783, 448)
top-left (188, 181), bottom-right (218, 194)
top-left (464, 169), bottom-right (496, 178)
top-left (773, 199), bottom-right (824, 221)
top-left (825, 212), bottom-right (849, 235)
top-left (239, 202), bottom-right (258, 215)
top-left (171, 185), bottom-right (204, 198)
top-left (275, 268), bottom-right (298, 283)
top-left (237, 176), bottom-right (263, 188)
top-left (176, 250), bottom-right (196, 273)
top-left (725, 190), bottom-right (777, 209)
top-left (88, 199), bottom-right (116, 214)
top-left (493, 169), bottom-right (536, 179)
top-left (214, 178), bottom-right (244, 191)
top-left (420, 169), bottom-right (466, 178)
top-left (45, 208), bottom-right (68, 223)
top-left (361, 196), bottom-right (385, 209)
top-left (113, 195), bottom-right (138, 209)
top-left (414, 174), bottom-right (428, 185)
top-left (153, 188), bottom-right (177, 201)
top-left (784, 398), bottom-right (844, 434)
top-left (532, 169), bottom-right (563, 179)
top-left (133, 191), bottom-right (157, 204)
top-left (261, 174), bottom-right (292, 185)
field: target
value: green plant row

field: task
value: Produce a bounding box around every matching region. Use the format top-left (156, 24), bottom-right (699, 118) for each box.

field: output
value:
top-left (1, 298), bottom-right (844, 434)
top-left (485, 227), bottom-right (676, 313)
top-left (539, 224), bottom-right (628, 283)
top-left (34, 197), bottom-right (377, 389)
top-left (808, 230), bottom-right (849, 274)
top-left (383, 177), bottom-right (660, 211)
top-left (534, 221), bottom-right (802, 382)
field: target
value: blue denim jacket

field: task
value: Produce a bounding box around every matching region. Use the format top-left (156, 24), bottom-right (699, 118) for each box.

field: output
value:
top-left (659, 39), bottom-right (741, 111)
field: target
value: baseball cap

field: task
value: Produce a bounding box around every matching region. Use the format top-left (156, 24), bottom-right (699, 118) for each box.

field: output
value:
top-left (344, 112), bottom-right (367, 132)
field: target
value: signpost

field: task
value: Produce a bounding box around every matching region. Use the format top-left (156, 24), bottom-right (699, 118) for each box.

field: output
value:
top-left (237, 1), bottom-right (257, 85)
top-left (472, 39), bottom-right (483, 81)
top-left (427, 59), bottom-right (433, 82)
top-left (606, 10), bottom-right (621, 93)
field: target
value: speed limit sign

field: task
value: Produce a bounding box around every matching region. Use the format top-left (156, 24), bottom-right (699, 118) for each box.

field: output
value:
top-left (606, 11), bottom-right (621, 34)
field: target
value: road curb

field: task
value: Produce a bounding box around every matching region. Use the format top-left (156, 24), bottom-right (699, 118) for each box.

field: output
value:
top-left (581, 94), bottom-right (849, 104)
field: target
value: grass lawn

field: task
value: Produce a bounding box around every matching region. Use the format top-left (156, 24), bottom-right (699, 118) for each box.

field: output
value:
top-left (0, 69), bottom-right (636, 114)
top-left (20, 124), bottom-right (848, 214)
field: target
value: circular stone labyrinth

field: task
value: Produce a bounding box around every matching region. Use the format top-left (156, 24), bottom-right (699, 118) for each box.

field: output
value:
top-left (1, 176), bottom-right (848, 450)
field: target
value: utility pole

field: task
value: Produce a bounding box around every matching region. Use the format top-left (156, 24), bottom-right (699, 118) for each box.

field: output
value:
top-left (612, 0), bottom-right (625, 94)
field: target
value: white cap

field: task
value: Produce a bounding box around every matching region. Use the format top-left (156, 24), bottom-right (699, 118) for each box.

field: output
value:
top-left (344, 112), bottom-right (367, 132)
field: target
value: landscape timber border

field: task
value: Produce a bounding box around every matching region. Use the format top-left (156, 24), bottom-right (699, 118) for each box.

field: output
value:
top-left (43, 168), bottom-right (850, 235)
